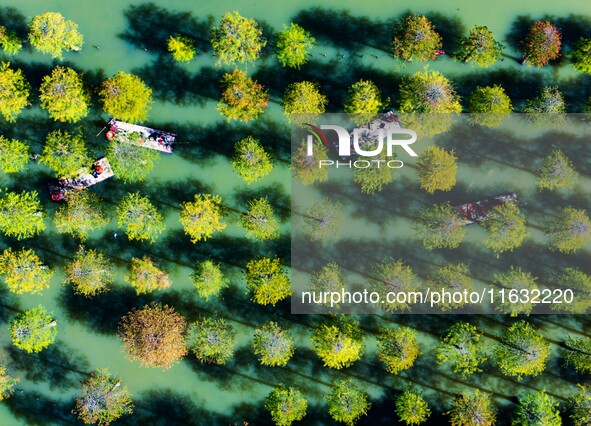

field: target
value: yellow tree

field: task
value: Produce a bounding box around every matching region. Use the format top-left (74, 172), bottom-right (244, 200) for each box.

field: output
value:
top-left (179, 194), bottom-right (226, 243)
top-left (0, 248), bottom-right (53, 294)
top-left (244, 257), bottom-right (291, 306)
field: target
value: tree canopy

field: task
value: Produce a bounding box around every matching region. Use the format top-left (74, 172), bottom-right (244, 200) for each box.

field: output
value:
top-left (54, 191), bottom-right (110, 240)
top-left (292, 138), bottom-right (329, 186)
top-left (118, 303), bottom-right (187, 369)
top-left (107, 139), bottom-right (160, 183)
top-left (399, 69), bottom-right (462, 113)
top-left (568, 384), bottom-right (591, 426)
top-left (524, 86), bottom-right (566, 114)
top-left (467, 85), bottom-right (513, 127)
top-left (0, 366), bottom-right (19, 401)
top-left (0, 248), bottom-right (53, 294)
top-left (0, 190), bottom-right (45, 239)
top-left (311, 319), bottom-right (364, 369)
top-left (371, 259), bottom-right (418, 312)
top-left (415, 203), bottom-right (466, 249)
top-left (190, 260), bottom-right (228, 300)
top-left (167, 35), bottom-right (196, 62)
top-left (28, 12), bottom-right (83, 59)
top-left (276, 23), bottom-right (315, 69)
top-left (309, 262), bottom-right (346, 307)
top-left (416, 146), bottom-right (458, 194)
top-left (495, 320), bottom-right (550, 379)
top-left (536, 149), bottom-right (577, 190)
top-left (244, 257), bottom-right (291, 305)
top-left (436, 322), bottom-right (487, 377)
top-left (377, 327), bottom-right (421, 374)
top-left (325, 379), bottom-right (371, 426)
top-left (545, 207), bottom-right (591, 254)
top-left (446, 391), bottom-right (496, 426)
top-left (353, 141), bottom-right (397, 194)
top-left (99, 72), bottom-right (153, 123)
top-left (392, 15), bottom-right (442, 62)
top-left (302, 197), bottom-right (343, 240)
top-left (571, 36), bottom-right (591, 74)
top-left (0, 27), bottom-right (22, 56)
top-left (117, 193), bottom-right (165, 243)
top-left (550, 268), bottom-right (591, 314)
top-left (456, 26), bottom-right (503, 67)
top-left (265, 386), bottom-right (307, 426)
top-left (10, 305), bottom-right (57, 353)
top-left (41, 130), bottom-right (89, 177)
top-left (241, 197), bottom-right (280, 240)
top-left (0, 62), bottom-right (30, 122)
top-left (126, 256), bottom-right (171, 295)
top-left (561, 336), bottom-right (591, 374)
top-left (179, 193), bottom-right (226, 243)
top-left (395, 386), bottom-right (431, 425)
top-left (0, 136), bottom-right (29, 173)
top-left (73, 368), bottom-right (133, 426)
top-left (521, 20), bottom-right (561, 67)
top-left (483, 202), bottom-right (529, 256)
top-left (253, 321), bottom-right (295, 367)
top-left (429, 264), bottom-right (473, 311)
top-left (64, 247), bottom-right (115, 297)
top-left (495, 267), bottom-right (538, 316)
top-left (187, 316), bottom-right (236, 365)
top-left (217, 70), bottom-right (268, 122)
top-left (512, 390), bottom-right (561, 426)
top-left (344, 80), bottom-right (385, 126)
top-left (39, 66), bottom-right (89, 123)
top-left (231, 136), bottom-right (274, 183)
top-left (211, 11), bottom-right (266, 65)
top-left (282, 81), bottom-right (327, 125)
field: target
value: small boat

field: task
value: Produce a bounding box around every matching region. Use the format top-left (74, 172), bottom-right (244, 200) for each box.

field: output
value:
top-left (454, 193), bottom-right (518, 225)
top-left (47, 158), bottom-right (114, 201)
top-left (435, 50), bottom-right (445, 55)
top-left (105, 119), bottom-right (175, 153)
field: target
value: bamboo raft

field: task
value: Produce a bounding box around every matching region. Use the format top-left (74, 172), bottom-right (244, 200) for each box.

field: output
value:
top-left (47, 158), bottom-right (114, 201)
top-left (455, 193), bottom-right (518, 225)
top-left (105, 119), bottom-right (175, 153)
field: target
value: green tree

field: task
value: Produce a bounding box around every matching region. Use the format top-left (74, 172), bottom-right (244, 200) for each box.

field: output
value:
top-left (10, 305), bottom-right (57, 353)
top-left (353, 141), bottom-right (397, 194)
top-left (551, 268), bottom-right (591, 313)
top-left (73, 368), bottom-right (133, 426)
top-left (211, 11), bottom-right (266, 66)
top-left (282, 81), bottom-right (327, 125)
top-left (416, 203), bottom-right (466, 249)
top-left (344, 80), bottom-right (385, 126)
top-left (302, 197), bottom-right (343, 240)
top-left (311, 319), bottom-right (364, 369)
top-left (167, 35), bottom-right (196, 62)
top-left (521, 20), bottom-right (561, 67)
top-left (446, 391), bottom-right (496, 426)
top-left (568, 384), bottom-right (591, 426)
top-left (545, 207), bottom-right (591, 254)
top-left (371, 259), bottom-right (418, 312)
top-left (416, 146), bottom-right (458, 194)
top-left (276, 23), bottom-right (315, 69)
top-left (456, 26), bottom-right (504, 67)
top-left (217, 70), bottom-right (268, 122)
top-left (0, 248), bottom-right (53, 294)
top-left (107, 139), bottom-right (160, 183)
top-left (536, 149), bottom-right (576, 190)
top-left (126, 256), bottom-right (171, 295)
top-left (377, 327), bottom-right (420, 374)
top-left (28, 12), bottom-right (83, 59)
top-left (179, 193), bottom-right (226, 243)
top-left (0, 190), bottom-right (45, 239)
top-left (265, 386), bottom-right (307, 426)
top-left (117, 193), bottom-right (165, 243)
top-left (190, 260), bottom-right (228, 300)
top-left (187, 316), bottom-right (236, 365)
top-left (241, 198), bottom-right (280, 240)
top-left (64, 247), bottom-right (115, 297)
top-left (393, 15), bottom-right (442, 62)
top-left (561, 336), bottom-right (591, 374)
top-left (310, 262), bottom-right (346, 306)
top-left (41, 130), bottom-right (89, 177)
top-left (524, 86), bottom-right (566, 113)
top-left (437, 322), bottom-right (486, 377)
top-left (495, 320), bottom-right (550, 379)
top-left (245, 257), bottom-right (291, 306)
top-left (231, 136), bottom-right (274, 183)
top-left (467, 85), bottom-right (513, 127)
top-left (118, 303), bottom-right (187, 369)
top-left (292, 138), bottom-right (329, 186)
top-left (399, 69), bottom-right (462, 113)
top-left (571, 37), bottom-right (591, 74)
top-left (39, 66), bottom-right (89, 123)
top-left (395, 386), bottom-right (431, 425)
top-left (0, 136), bottom-right (29, 173)
top-left (0, 26), bottom-right (22, 55)
top-left (325, 379), bottom-right (371, 425)
top-left (0, 62), bottom-right (30, 122)
top-left (253, 321), bottom-right (295, 367)
top-left (0, 366), bottom-right (18, 401)
top-left (99, 72), bottom-right (153, 123)
top-left (512, 390), bottom-right (560, 426)
top-left (54, 191), bottom-right (109, 240)
top-left (483, 203), bottom-right (529, 256)
top-left (430, 264), bottom-right (473, 311)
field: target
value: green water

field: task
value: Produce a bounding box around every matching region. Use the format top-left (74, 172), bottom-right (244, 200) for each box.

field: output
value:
top-left (0, 0), bottom-right (590, 425)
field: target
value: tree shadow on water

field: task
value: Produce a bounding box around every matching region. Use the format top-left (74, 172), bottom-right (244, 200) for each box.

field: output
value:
top-left (0, 7), bottom-right (28, 41)
top-left (233, 182), bottom-right (291, 222)
top-left (5, 393), bottom-right (77, 426)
